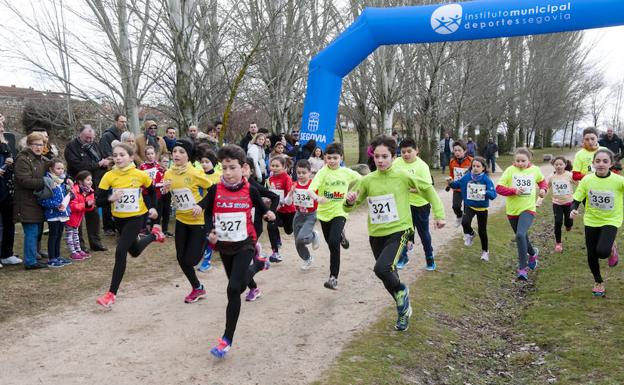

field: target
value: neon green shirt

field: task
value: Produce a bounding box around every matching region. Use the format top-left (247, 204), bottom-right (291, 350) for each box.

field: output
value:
top-left (392, 157), bottom-right (433, 207)
top-left (308, 165), bottom-right (362, 222)
top-left (573, 147), bottom-right (605, 176)
top-left (344, 166), bottom-right (445, 237)
top-left (573, 172), bottom-right (624, 228)
top-left (498, 165), bottom-right (545, 216)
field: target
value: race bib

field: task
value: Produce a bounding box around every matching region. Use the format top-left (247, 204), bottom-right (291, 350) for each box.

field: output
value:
top-left (270, 188), bottom-right (284, 202)
top-left (466, 183), bottom-right (486, 201)
top-left (552, 181), bottom-right (571, 196)
top-left (588, 190), bottom-right (615, 211)
top-left (113, 188), bottom-right (140, 213)
top-left (512, 175), bottom-right (534, 196)
top-left (293, 189), bottom-right (314, 208)
top-left (367, 194), bottom-right (399, 224)
top-left (215, 212), bottom-right (247, 242)
top-left (144, 168), bottom-right (158, 180)
top-left (171, 188), bottom-right (196, 211)
top-left (453, 167), bottom-right (468, 181)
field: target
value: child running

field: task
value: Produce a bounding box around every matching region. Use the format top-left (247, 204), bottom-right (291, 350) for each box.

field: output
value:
top-left (573, 127), bottom-right (604, 182)
top-left (96, 142), bottom-right (165, 309)
top-left (39, 158), bottom-right (73, 267)
top-left (393, 138), bottom-right (439, 270)
top-left (158, 153), bottom-right (174, 237)
top-left (570, 148), bottom-right (624, 297)
top-left (66, 170), bottom-right (94, 261)
top-left (547, 156), bottom-right (575, 252)
top-left (285, 159), bottom-right (320, 271)
top-left (496, 148), bottom-right (547, 281)
top-left (267, 155), bottom-right (296, 263)
top-left (345, 135), bottom-right (445, 331)
top-left (196, 146), bottom-right (221, 272)
top-left (448, 156), bottom-right (497, 261)
top-left (308, 143), bottom-right (362, 290)
top-left (162, 139), bottom-right (214, 303)
top-left (448, 140), bottom-right (473, 227)
top-left (139, 146), bottom-right (165, 234)
top-left (204, 145), bottom-right (276, 358)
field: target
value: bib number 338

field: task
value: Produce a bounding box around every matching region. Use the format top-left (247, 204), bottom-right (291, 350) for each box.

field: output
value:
top-left (215, 212), bottom-right (247, 242)
top-left (367, 194), bottom-right (399, 224)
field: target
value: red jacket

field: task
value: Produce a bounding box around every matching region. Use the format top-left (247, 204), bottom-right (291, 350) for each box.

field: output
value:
top-left (139, 162), bottom-right (165, 199)
top-left (449, 156), bottom-right (473, 192)
top-left (269, 171), bottom-right (296, 213)
top-left (67, 183), bottom-right (95, 228)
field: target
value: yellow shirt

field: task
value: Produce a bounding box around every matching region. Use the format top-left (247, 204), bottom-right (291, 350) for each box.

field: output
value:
top-left (164, 163), bottom-right (213, 225)
top-left (392, 157), bottom-right (433, 207)
top-left (99, 165), bottom-right (152, 218)
top-left (572, 147), bottom-right (606, 176)
top-left (573, 172), bottom-right (624, 228)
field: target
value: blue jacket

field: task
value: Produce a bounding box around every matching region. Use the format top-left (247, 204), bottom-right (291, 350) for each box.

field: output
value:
top-left (39, 173), bottom-right (71, 221)
top-left (449, 171), bottom-right (496, 209)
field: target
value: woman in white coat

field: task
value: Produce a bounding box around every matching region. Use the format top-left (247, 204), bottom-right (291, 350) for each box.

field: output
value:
top-left (247, 133), bottom-right (267, 182)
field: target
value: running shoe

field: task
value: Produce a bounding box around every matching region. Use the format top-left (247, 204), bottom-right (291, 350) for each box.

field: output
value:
top-left (517, 268), bottom-right (529, 281)
top-left (425, 256), bottom-right (436, 271)
top-left (554, 243), bottom-right (563, 253)
top-left (256, 254), bottom-right (270, 271)
top-left (184, 284), bottom-right (206, 303)
top-left (210, 337), bottom-right (232, 359)
top-left (96, 291), bottom-right (116, 309)
top-left (269, 252), bottom-right (283, 263)
top-left (592, 283), bottom-right (605, 297)
top-left (609, 243), bottom-right (619, 268)
top-left (245, 288), bottom-right (262, 302)
top-left (340, 230), bottom-right (349, 249)
top-left (80, 251), bottom-right (91, 259)
top-left (164, 231), bottom-right (175, 238)
top-left (198, 248), bottom-right (213, 272)
top-left (394, 284), bottom-right (412, 331)
top-left (47, 258), bottom-right (65, 268)
top-left (324, 276), bottom-right (338, 290)
top-left (480, 251), bottom-right (489, 262)
top-left (0, 255), bottom-right (22, 265)
top-left (70, 253), bottom-right (86, 261)
top-left (311, 230), bottom-right (320, 250)
top-left (301, 256), bottom-right (314, 271)
top-left (151, 224), bottom-right (166, 243)
top-left (455, 217), bottom-right (462, 227)
top-left (396, 250), bottom-right (409, 270)
top-left (528, 248), bottom-right (539, 270)
top-left (463, 233), bottom-right (474, 247)
top-left (58, 257), bottom-right (73, 265)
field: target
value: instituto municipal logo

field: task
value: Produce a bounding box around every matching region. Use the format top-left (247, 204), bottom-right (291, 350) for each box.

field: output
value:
top-left (431, 4), bottom-right (463, 35)
top-left (307, 112), bottom-right (320, 132)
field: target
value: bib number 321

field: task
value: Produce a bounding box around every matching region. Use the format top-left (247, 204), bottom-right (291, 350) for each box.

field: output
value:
top-left (367, 194), bottom-right (399, 224)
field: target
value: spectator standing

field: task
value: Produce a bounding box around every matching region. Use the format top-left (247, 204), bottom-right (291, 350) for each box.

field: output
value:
top-left (186, 125), bottom-right (200, 143)
top-left (598, 127), bottom-right (624, 160)
top-left (99, 114), bottom-right (127, 235)
top-left (308, 147), bottom-right (325, 174)
top-left (164, 126), bottom-right (177, 153)
top-left (484, 137), bottom-right (499, 173)
top-left (0, 114), bottom-right (20, 266)
top-left (247, 133), bottom-right (267, 182)
top-left (466, 137), bottom-right (477, 157)
top-left (240, 122), bottom-right (258, 151)
top-left (14, 132), bottom-right (47, 269)
top-left (64, 125), bottom-right (110, 252)
top-left (438, 132), bottom-right (454, 173)
top-left (135, 120), bottom-right (167, 164)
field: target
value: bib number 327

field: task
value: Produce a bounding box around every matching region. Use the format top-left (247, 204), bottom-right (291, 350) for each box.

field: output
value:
top-left (367, 194), bottom-right (399, 224)
top-left (589, 190), bottom-right (614, 211)
top-left (215, 212), bottom-right (247, 242)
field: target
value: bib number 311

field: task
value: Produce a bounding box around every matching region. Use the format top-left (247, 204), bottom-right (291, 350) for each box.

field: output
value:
top-left (367, 194), bottom-right (399, 224)
top-left (172, 188), bottom-right (196, 211)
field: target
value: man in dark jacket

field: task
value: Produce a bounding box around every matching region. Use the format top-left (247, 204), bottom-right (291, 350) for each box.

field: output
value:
top-left (239, 122), bottom-right (258, 151)
top-left (599, 127), bottom-right (624, 160)
top-left (484, 137), bottom-right (499, 173)
top-left (99, 114), bottom-right (126, 235)
top-left (65, 125), bottom-right (110, 251)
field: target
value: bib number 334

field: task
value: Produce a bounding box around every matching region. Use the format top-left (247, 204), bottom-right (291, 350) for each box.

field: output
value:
top-left (367, 194), bottom-right (399, 224)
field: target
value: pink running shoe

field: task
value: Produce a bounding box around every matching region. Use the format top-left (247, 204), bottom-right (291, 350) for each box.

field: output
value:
top-left (245, 288), bottom-right (262, 302)
top-left (608, 243), bottom-right (619, 267)
top-left (79, 251), bottom-right (91, 259)
top-left (70, 252), bottom-right (86, 261)
top-left (96, 291), bottom-right (116, 309)
top-left (184, 285), bottom-right (206, 303)
top-left (151, 224), bottom-right (166, 243)
top-left (554, 243), bottom-right (563, 253)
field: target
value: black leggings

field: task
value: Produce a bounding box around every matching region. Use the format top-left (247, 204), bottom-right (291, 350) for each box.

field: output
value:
top-left (0, 201), bottom-right (15, 259)
top-left (552, 204), bottom-right (573, 243)
top-left (158, 193), bottom-right (172, 232)
top-left (452, 190), bottom-right (463, 218)
top-left (585, 225), bottom-right (618, 283)
top-left (462, 207), bottom-right (489, 251)
top-left (109, 216), bottom-right (156, 294)
top-left (47, 221), bottom-right (65, 260)
top-left (220, 241), bottom-right (255, 343)
top-left (369, 230), bottom-right (411, 297)
top-left (320, 216), bottom-right (346, 278)
top-left (268, 212), bottom-right (295, 251)
top-left (174, 221), bottom-right (206, 289)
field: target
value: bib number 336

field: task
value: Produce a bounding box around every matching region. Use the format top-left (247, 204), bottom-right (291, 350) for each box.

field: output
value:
top-left (367, 194), bottom-right (399, 224)
top-left (589, 190), bottom-right (614, 210)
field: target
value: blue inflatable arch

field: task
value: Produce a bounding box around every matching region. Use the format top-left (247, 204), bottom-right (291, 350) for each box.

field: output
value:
top-left (299, 0), bottom-right (624, 148)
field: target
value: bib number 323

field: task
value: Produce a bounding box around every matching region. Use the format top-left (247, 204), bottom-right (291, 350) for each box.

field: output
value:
top-left (215, 212), bottom-right (247, 242)
top-left (113, 188), bottom-right (140, 213)
top-left (367, 194), bottom-right (399, 224)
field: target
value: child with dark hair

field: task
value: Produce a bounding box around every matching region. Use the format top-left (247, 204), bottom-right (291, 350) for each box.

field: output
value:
top-left (572, 127), bottom-right (603, 181)
top-left (196, 145), bottom-right (222, 272)
top-left (547, 156), bottom-right (575, 252)
top-left (39, 159), bottom-right (72, 267)
top-left (267, 155), bottom-right (296, 262)
top-left (447, 140), bottom-right (473, 227)
top-left (66, 170), bottom-right (94, 261)
top-left (158, 153), bottom-right (174, 236)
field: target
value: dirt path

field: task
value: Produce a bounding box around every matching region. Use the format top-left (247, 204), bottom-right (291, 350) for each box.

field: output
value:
top-left (0, 161), bottom-right (559, 385)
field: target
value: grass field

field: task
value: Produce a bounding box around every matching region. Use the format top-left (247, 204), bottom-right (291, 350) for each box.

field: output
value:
top-left (314, 195), bottom-right (624, 385)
